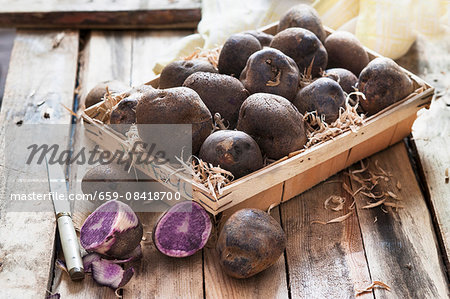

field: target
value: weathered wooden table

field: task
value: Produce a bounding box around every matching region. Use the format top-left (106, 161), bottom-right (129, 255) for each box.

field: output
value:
top-left (0, 23), bottom-right (449, 299)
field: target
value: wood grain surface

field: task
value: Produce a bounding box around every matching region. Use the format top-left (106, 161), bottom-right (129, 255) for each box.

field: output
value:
top-left (0, 0), bottom-right (201, 29)
top-left (0, 30), bottom-right (78, 298)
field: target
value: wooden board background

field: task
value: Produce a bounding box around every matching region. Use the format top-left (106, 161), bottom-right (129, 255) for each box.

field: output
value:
top-left (0, 0), bottom-right (201, 29)
top-left (0, 18), bottom-right (449, 299)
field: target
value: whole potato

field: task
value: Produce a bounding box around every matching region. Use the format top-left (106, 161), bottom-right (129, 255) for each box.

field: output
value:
top-left (84, 80), bottom-right (129, 108)
top-left (159, 60), bottom-right (217, 89)
top-left (324, 31), bottom-right (369, 76)
top-left (278, 4), bottom-right (326, 42)
top-left (110, 97), bottom-right (138, 135)
top-left (240, 48), bottom-right (300, 102)
top-left (218, 33), bottom-right (262, 77)
top-left (358, 57), bottom-right (414, 115)
top-left (217, 208), bottom-right (286, 279)
top-left (136, 87), bottom-right (212, 155)
top-left (243, 30), bottom-right (274, 47)
top-left (237, 93), bottom-right (307, 160)
top-left (199, 130), bottom-right (263, 179)
top-left (270, 28), bottom-right (328, 77)
top-left (324, 68), bottom-right (358, 94)
top-left (183, 72), bottom-right (248, 128)
top-left (294, 77), bottom-right (346, 124)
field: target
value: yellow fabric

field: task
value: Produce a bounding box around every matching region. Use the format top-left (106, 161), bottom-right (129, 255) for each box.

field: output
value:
top-left (314, 0), bottom-right (449, 59)
top-left (153, 0), bottom-right (449, 74)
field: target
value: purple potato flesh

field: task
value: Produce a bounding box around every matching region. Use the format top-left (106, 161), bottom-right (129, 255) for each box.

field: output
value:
top-left (153, 201), bottom-right (212, 257)
top-left (80, 200), bottom-right (143, 258)
top-left (91, 259), bottom-right (135, 289)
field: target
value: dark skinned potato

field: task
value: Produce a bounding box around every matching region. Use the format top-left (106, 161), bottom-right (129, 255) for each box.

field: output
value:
top-left (294, 77), bottom-right (346, 124)
top-left (243, 30), bottom-right (274, 47)
top-left (199, 130), bottom-right (263, 179)
top-left (84, 80), bottom-right (129, 108)
top-left (358, 57), bottom-right (414, 115)
top-left (240, 48), bottom-right (300, 102)
top-left (183, 72), bottom-right (248, 128)
top-left (270, 28), bottom-right (328, 77)
top-left (278, 4), bottom-right (326, 42)
top-left (110, 97), bottom-right (138, 135)
top-left (218, 33), bottom-right (262, 77)
top-left (136, 87), bottom-right (212, 155)
top-left (217, 208), bottom-right (286, 279)
top-left (237, 93), bottom-right (307, 160)
top-left (159, 59), bottom-right (217, 89)
top-left (324, 31), bottom-right (369, 76)
top-left (324, 68), bottom-right (358, 94)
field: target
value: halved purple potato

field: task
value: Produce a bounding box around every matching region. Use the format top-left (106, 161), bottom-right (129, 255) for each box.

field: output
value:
top-left (270, 27), bottom-right (328, 77)
top-left (278, 4), bottom-right (326, 42)
top-left (358, 57), bottom-right (414, 115)
top-left (218, 33), bottom-right (262, 77)
top-left (324, 31), bottom-right (369, 76)
top-left (199, 130), bottom-right (263, 179)
top-left (153, 201), bottom-right (212, 258)
top-left (159, 59), bottom-right (218, 89)
top-left (183, 72), bottom-right (248, 128)
top-left (217, 208), bottom-right (286, 279)
top-left (80, 200), bottom-right (143, 258)
top-left (240, 48), bottom-right (300, 102)
top-left (324, 68), bottom-right (358, 94)
top-left (91, 259), bottom-right (134, 289)
top-left (294, 77), bottom-right (346, 123)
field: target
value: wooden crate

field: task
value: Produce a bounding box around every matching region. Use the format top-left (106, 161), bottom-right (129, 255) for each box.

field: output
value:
top-left (82, 23), bottom-right (434, 216)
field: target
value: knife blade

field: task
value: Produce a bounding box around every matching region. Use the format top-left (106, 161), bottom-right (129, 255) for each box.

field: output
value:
top-left (45, 156), bottom-right (84, 281)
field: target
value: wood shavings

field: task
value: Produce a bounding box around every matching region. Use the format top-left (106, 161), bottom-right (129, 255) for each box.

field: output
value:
top-left (362, 198), bottom-right (386, 209)
top-left (191, 158), bottom-right (234, 199)
top-left (355, 281), bottom-right (391, 295)
top-left (386, 191), bottom-right (399, 200)
top-left (324, 195), bottom-right (346, 211)
top-left (213, 113), bottom-right (228, 131)
top-left (115, 288), bottom-right (123, 299)
top-left (304, 92), bottom-right (365, 148)
top-left (374, 216), bottom-right (378, 223)
top-left (383, 202), bottom-right (405, 209)
top-left (267, 203), bottom-right (278, 214)
top-left (182, 46), bottom-right (221, 69)
top-left (361, 191), bottom-right (384, 199)
top-left (312, 211), bottom-right (353, 224)
top-left (396, 180), bottom-right (402, 190)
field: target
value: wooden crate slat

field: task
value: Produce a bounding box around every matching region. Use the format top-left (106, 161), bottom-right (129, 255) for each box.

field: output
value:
top-left (0, 0), bottom-right (201, 29)
top-left (280, 173), bottom-right (372, 298)
top-left (204, 207), bottom-right (289, 299)
top-left (349, 143), bottom-right (449, 298)
top-left (0, 30), bottom-right (78, 298)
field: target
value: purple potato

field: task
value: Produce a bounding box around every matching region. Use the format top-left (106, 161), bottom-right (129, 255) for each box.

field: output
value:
top-left (153, 201), bottom-right (212, 257)
top-left (217, 208), bottom-right (286, 279)
top-left (84, 80), bottom-right (129, 108)
top-left (183, 72), bottom-right (248, 128)
top-left (199, 130), bottom-right (263, 179)
top-left (324, 68), bottom-right (358, 94)
top-left (278, 4), bottom-right (326, 42)
top-left (240, 48), bottom-right (300, 102)
top-left (91, 259), bottom-right (134, 289)
top-left (294, 77), bottom-right (346, 123)
top-left (237, 93), bottom-right (307, 160)
top-left (324, 31), bottom-right (369, 76)
top-left (243, 30), bottom-right (274, 47)
top-left (110, 97), bottom-right (138, 135)
top-left (159, 60), bottom-right (217, 89)
top-left (218, 33), bottom-right (262, 77)
top-left (80, 200), bottom-right (143, 258)
top-left (270, 27), bottom-right (328, 77)
top-left (358, 57), bottom-right (414, 115)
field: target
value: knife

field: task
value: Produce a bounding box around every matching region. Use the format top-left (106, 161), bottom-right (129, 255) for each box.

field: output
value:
top-left (45, 156), bottom-right (85, 281)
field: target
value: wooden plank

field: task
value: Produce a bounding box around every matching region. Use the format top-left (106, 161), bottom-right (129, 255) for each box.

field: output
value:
top-left (204, 207), bottom-right (289, 299)
top-left (397, 34), bottom-right (450, 274)
top-left (349, 143), bottom-right (449, 298)
top-left (0, 30), bottom-right (78, 298)
top-left (0, 0), bottom-right (201, 29)
top-left (122, 29), bottom-right (205, 299)
top-left (280, 173), bottom-right (372, 298)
